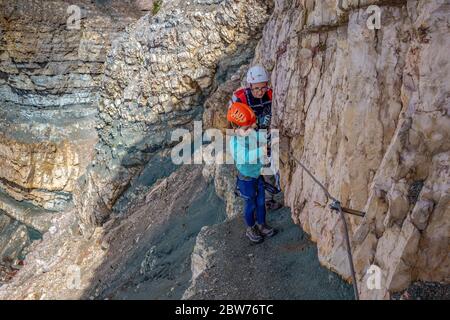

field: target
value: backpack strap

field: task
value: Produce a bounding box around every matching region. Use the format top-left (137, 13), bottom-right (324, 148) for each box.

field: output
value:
top-left (232, 87), bottom-right (249, 105)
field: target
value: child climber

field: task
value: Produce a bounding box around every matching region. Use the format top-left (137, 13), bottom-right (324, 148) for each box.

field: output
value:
top-left (227, 102), bottom-right (276, 244)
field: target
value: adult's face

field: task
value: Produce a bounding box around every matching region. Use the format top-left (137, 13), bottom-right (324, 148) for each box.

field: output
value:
top-left (250, 82), bottom-right (269, 99)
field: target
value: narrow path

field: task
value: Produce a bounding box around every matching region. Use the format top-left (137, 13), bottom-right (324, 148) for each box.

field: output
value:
top-left (184, 207), bottom-right (354, 300)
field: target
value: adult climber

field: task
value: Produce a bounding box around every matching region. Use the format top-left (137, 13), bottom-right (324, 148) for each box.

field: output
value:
top-left (231, 65), bottom-right (272, 130)
top-left (227, 102), bottom-right (276, 243)
top-left (229, 65), bottom-right (282, 211)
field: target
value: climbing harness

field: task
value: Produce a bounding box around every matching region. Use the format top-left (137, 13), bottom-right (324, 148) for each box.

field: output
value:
top-left (289, 151), bottom-right (365, 300)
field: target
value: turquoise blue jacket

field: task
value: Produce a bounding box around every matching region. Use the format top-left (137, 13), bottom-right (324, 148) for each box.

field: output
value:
top-left (229, 130), bottom-right (266, 178)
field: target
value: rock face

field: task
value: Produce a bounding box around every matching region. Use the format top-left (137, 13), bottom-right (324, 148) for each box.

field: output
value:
top-left (0, 0), bottom-right (272, 296)
top-left (250, 0), bottom-right (449, 299)
top-left (0, 0), bottom-right (144, 270)
top-left (0, 0), bottom-right (142, 209)
top-left (73, 0), bottom-right (273, 235)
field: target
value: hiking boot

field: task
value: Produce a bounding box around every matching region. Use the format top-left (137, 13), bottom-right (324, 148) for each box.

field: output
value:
top-left (246, 226), bottom-right (264, 244)
top-left (256, 223), bottom-right (276, 237)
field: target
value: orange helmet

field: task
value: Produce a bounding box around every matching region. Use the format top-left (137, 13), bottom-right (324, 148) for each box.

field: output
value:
top-left (227, 102), bottom-right (256, 127)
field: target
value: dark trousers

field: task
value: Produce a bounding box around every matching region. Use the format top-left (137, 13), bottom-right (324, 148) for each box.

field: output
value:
top-left (236, 175), bottom-right (266, 227)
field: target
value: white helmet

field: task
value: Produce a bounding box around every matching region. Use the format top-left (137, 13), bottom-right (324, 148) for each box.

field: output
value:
top-left (246, 65), bottom-right (269, 84)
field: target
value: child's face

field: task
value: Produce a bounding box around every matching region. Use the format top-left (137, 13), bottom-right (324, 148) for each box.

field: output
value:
top-left (236, 123), bottom-right (256, 136)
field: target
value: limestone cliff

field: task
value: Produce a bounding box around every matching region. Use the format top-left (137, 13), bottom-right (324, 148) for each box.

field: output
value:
top-left (251, 0), bottom-right (449, 299)
top-left (0, 0), bottom-right (274, 295)
top-left (73, 0), bottom-right (273, 236)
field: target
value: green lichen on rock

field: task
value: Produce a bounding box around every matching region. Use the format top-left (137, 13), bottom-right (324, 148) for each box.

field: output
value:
top-left (152, 0), bottom-right (163, 15)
